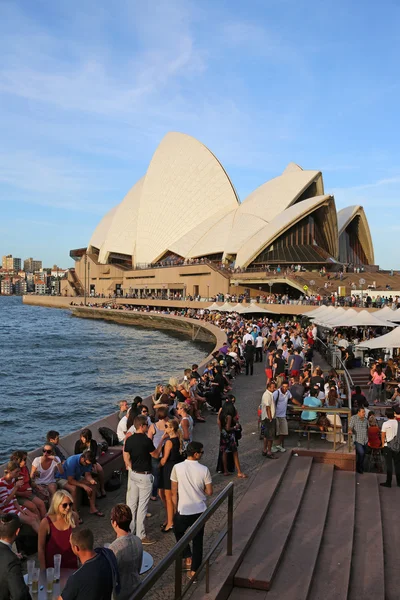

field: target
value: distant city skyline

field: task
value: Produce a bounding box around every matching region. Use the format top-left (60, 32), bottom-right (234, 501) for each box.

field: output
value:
top-left (1, 1), bottom-right (400, 268)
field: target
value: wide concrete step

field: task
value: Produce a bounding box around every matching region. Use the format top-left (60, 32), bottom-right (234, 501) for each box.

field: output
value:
top-left (379, 483), bottom-right (400, 600)
top-left (307, 470), bottom-right (356, 600)
top-left (348, 474), bottom-right (384, 600)
top-left (265, 463), bottom-right (333, 600)
top-left (227, 588), bottom-right (267, 599)
top-left (234, 456), bottom-right (313, 591)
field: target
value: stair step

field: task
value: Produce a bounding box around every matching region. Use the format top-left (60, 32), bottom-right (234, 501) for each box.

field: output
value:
top-left (379, 484), bottom-right (400, 600)
top-left (234, 456), bottom-right (313, 591)
top-left (228, 588), bottom-right (267, 600)
top-left (348, 474), bottom-right (384, 600)
top-left (265, 463), bottom-right (333, 600)
top-left (307, 470), bottom-right (356, 600)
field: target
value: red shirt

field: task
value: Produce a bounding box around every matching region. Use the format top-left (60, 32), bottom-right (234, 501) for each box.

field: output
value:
top-left (368, 426), bottom-right (381, 449)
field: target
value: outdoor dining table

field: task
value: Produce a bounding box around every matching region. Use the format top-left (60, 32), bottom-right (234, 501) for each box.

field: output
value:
top-left (24, 568), bottom-right (75, 599)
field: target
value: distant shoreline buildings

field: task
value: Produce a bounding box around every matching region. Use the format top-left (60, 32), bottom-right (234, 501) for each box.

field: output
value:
top-left (0, 254), bottom-right (67, 296)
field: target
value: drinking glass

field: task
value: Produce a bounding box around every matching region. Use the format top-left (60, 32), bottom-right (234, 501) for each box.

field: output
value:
top-left (46, 568), bottom-right (54, 593)
top-left (27, 559), bottom-right (35, 585)
top-left (53, 554), bottom-right (61, 581)
top-left (31, 568), bottom-right (40, 594)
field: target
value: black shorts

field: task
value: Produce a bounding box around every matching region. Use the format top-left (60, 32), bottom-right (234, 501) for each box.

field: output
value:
top-left (263, 418), bottom-right (276, 441)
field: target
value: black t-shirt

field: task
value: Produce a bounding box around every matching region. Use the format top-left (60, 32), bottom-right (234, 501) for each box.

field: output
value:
top-left (310, 376), bottom-right (324, 390)
top-left (275, 357), bottom-right (286, 375)
top-left (61, 553), bottom-right (113, 600)
top-left (124, 433), bottom-right (155, 472)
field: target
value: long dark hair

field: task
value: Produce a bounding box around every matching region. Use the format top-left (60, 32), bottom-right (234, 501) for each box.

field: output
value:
top-left (126, 397), bottom-right (143, 430)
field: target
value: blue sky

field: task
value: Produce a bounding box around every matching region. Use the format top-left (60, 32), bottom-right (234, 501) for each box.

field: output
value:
top-left (1, 0), bottom-right (400, 268)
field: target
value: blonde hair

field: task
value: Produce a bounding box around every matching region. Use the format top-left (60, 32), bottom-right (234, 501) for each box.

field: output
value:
top-left (48, 490), bottom-right (76, 528)
top-left (169, 377), bottom-right (178, 388)
top-left (167, 418), bottom-right (184, 453)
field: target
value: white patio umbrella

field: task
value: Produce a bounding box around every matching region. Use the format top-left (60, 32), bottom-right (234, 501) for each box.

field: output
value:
top-left (357, 327), bottom-right (400, 349)
top-left (375, 306), bottom-right (400, 321)
top-left (344, 310), bottom-right (396, 328)
top-left (230, 303), bottom-right (248, 314)
top-left (314, 307), bottom-right (351, 326)
top-left (207, 302), bottom-right (223, 311)
top-left (303, 305), bottom-right (337, 319)
top-left (218, 302), bottom-right (238, 312)
top-left (239, 305), bottom-right (274, 314)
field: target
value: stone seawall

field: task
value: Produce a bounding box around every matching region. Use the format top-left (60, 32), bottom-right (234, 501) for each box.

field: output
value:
top-left (71, 306), bottom-right (223, 345)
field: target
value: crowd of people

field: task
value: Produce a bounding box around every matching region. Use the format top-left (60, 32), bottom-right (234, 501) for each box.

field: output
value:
top-left (2, 306), bottom-right (400, 599)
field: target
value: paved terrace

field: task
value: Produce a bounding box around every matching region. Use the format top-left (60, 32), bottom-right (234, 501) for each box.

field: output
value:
top-left (25, 351), bottom-right (355, 600)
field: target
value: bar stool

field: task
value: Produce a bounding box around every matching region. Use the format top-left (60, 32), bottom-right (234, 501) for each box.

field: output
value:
top-left (368, 447), bottom-right (383, 473)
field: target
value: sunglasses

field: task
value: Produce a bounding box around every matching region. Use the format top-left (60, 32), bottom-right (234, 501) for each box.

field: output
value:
top-left (43, 449), bottom-right (53, 454)
top-left (61, 502), bottom-right (73, 509)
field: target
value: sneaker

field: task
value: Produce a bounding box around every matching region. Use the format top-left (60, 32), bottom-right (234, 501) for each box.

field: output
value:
top-left (321, 434), bottom-right (326, 440)
top-left (205, 403), bottom-right (213, 410)
top-left (271, 446), bottom-right (279, 453)
top-left (274, 445), bottom-right (286, 453)
top-left (141, 537), bottom-right (156, 545)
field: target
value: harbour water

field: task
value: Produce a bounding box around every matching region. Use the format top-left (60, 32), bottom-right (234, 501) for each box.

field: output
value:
top-left (0, 296), bottom-right (212, 462)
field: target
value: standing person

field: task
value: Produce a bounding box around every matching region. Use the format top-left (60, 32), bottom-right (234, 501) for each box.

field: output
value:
top-left (58, 529), bottom-right (116, 600)
top-left (0, 461), bottom-right (41, 533)
top-left (273, 350), bottom-right (286, 389)
top-left (171, 442), bottom-right (213, 579)
top-left (177, 402), bottom-right (194, 449)
top-left (38, 490), bottom-right (79, 570)
top-left (109, 504), bottom-right (143, 599)
top-left (244, 340), bottom-right (256, 376)
top-left (371, 365), bottom-right (386, 404)
top-left (218, 399), bottom-right (247, 478)
top-left (123, 416), bottom-right (166, 545)
top-left (380, 408), bottom-right (400, 488)
top-left (158, 420), bottom-right (184, 533)
top-left (349, 407), bottom-right (369, 474)
top-left (0, 513), bottom-right (32, 600)
top-left (255, 332), bottom-right (264, 363)
top-left (147, 407), bottom-right (169, 502)
top-left (261, 381), bottom-right (277, 459)
top-left (272, 381), bottom-right (292, 452)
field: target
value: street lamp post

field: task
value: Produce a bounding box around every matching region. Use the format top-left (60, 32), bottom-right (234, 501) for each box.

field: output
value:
top-left (359, 278), bottom-right (365, 307)
top-left (84, 253), bottom-right (87, 306)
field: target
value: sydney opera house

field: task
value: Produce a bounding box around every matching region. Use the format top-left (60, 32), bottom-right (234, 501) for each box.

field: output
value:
top-left (67, 132), bottom-right (374, 299)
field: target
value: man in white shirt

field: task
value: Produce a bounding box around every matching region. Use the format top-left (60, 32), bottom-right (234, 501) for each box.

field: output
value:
top-left (171, 442), bottom-right (213, 578)
top-left (255, 333), bottom-right (264, 363)
top-left (380, 408), bottom-right (400, 488)
top-left (261, 381), bottom-right (277, 459)
top-left (243, 330), bottom-right (253, 345)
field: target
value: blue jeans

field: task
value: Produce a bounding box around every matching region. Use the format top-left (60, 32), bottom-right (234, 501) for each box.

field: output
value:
top-left (355, 442), bottom-right (366, 473)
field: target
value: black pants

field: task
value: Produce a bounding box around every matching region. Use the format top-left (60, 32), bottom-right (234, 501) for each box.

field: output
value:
top-left (255, 348), bottom-right (263, 362)
top-left (173, 512), bottom-right (204, 571)
top-left (245, 360), bottom-right (254, 375)
top-left (383, 447), bottom-right (400, 485)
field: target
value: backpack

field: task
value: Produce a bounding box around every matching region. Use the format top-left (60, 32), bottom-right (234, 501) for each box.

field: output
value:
top-left (388, 422), bottom-right (400, 452)
top-left (99, 426), bottom-right (119, 446)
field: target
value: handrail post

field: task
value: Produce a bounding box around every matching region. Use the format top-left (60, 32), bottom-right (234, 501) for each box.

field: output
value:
top-left (333, 417), bottom-right (337, 452)
top-left (175, 555), bottom-right (183, 600)
top-left (227, 487), bottom-right (233, 556)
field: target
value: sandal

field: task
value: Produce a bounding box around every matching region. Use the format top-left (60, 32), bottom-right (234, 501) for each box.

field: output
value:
top-left (78, 516), bottom-right (84, 525)
top-left (237, 473), bottom-right (248, 479)
top-left (90, 510), bottom-right (104, 517)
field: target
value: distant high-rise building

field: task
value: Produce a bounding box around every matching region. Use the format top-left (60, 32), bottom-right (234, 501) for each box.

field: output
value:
top-left (24, 258), bottom-right (42, 273)
top-left (2, 255), bottom-right (21, 271)
top-left (0, 277), bottom-right (13, 295)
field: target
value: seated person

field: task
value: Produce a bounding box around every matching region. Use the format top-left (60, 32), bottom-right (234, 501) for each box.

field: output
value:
top-left (31, 443), bottom-right (64, 502)
top-left (74, 429), bottom-right (106, 498)
top-left (301, 393), bottom-right (322, 425)
top-left (10, 450), bottom-right (46, 518)
top-left (38, 490), bottom-right (79, 570)
top-left (367, 414), bottom-right (381, 449)
top-left (57, 451), bottom-right (104, 519)
top-left (117, 415), bottom-right (128, 443)
top-left (118, 400), bottom-right (129, 420)
top-left (109, 504), bottom-right (143, 599)
top-left (0, 461), bottom-right (41, 533)
top-left (46, 430), bottom-right (68, 462)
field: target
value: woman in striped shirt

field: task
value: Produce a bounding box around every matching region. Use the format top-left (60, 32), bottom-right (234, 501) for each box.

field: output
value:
top-left (0, 461), bottom-right (40, 533)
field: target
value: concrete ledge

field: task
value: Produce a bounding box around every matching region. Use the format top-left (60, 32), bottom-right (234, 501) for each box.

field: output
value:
top-left (294, 449), bottom-right (356, 471)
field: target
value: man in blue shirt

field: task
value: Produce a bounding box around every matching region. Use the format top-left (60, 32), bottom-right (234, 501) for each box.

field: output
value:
top-left (58, 451), bottom-right (104, 519)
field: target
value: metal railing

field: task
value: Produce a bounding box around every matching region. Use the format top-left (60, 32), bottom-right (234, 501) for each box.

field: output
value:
top-left (290, 405), bottom-right (352, 452)
top-left (131, 482), bottom-right (234, 600)
top-left (316, 337), bottom-right (354, 408)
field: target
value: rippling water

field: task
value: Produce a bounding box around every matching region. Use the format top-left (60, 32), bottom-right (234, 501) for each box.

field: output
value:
top-left (0, 297), bottom-right (212, 462)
